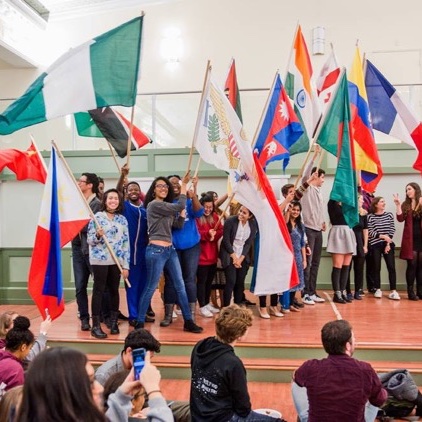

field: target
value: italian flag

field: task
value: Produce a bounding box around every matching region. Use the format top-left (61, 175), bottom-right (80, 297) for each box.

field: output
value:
top-left (0, 16), bottom-right (143, 135)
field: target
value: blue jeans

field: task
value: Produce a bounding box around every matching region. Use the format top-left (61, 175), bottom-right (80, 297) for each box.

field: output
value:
top-left (137, 244), bottom-right (192, 322)
top-left (72, 245), bottom-right (92, 320)
top-left (164, 243), bottom-right (200, 304)
top-left (229, 411), bottom-right (283, 421)
top-left (291, 382), bottom-right (379, 422)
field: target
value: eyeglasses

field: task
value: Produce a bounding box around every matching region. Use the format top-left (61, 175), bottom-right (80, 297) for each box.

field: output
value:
top-left (155, 183), bottom-right (169, 189)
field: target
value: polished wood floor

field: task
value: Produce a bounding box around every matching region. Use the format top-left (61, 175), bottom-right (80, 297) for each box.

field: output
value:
top-left (3, 288), bottom-right (422, 421)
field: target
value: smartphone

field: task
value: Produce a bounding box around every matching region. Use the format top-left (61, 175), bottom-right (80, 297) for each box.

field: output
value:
top-left (132, 347), bottom-right (146, 380)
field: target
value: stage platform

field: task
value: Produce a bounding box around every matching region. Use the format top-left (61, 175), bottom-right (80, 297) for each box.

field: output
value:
top-left (3, 289), bottom-right (422, 421)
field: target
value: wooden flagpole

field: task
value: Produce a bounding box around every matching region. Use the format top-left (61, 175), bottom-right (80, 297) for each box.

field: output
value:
top-left (125, 106), bottom-right (136, 168)
top-left (187, 60), bottom-right (212, 172)
top-left (107, 141), bottom-right (121, 172)
top-left (52, 141), bottom-right (131, 288)
top-left (214, 192), bottom-right (236, 230)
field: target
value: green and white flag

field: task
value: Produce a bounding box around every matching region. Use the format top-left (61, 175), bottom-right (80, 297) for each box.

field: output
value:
top-left (0, 16), bottom-right (143, 135)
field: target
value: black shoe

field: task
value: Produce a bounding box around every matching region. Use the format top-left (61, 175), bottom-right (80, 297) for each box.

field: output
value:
top-left (118, 311), bottom-right (129, 321)
top-left (354, 292), bottom-right (363, 300)
top-left (81, 318), bottom-right (91, 331)
top-left (242, 299), bottom-right (256, 306)
top-left (129, 320), bottom-right (137, 327)
top-left (134, 321), bottom-right (144, 330)
top-left (293, 299), bottom-right (305, 308)
top-left (342, 294), bottom-right (352, 303)
top-left (333, 294), bottom-right (346, 304)
top-left (147, 305), bottom-right (155, 317)
top-left (183, 320), bottom-right (203, 333)
top-left (358, 289), bottom-right (366, 297)
top-left (408, 293), bottom-right (419, 301)
top-left (145, 315), bottom-right (155, 323)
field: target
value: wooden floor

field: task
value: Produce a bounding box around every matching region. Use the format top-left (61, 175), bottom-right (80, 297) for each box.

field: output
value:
top-left (3, 288), bottom-right (422, 421)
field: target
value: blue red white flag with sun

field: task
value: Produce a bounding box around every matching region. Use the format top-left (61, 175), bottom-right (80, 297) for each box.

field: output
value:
top-left (254, 73), bottom-right (304, 170)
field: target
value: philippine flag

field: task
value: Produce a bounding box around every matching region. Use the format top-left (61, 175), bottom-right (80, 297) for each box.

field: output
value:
top-left (28, 146), bottom-right (91, 320)
top-left (254, 73), bottom-right (303, 170)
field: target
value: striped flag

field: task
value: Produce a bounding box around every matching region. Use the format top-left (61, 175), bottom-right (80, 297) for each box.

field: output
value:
top-left (365, 59), bottom-right (422, 173)
top-left (0, 17), bottom-right (143, 135)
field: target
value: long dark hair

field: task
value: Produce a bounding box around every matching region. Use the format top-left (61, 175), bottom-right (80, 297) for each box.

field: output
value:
top-left (5, 316), bottom-right (34, 352)
top-left (144, 177), bottom-right (174, 208)
top-left (287, 201), bottom-right (304, 235)
top-left (369, 196), bottom-right (383, 214)
top-left (101, 188), bottom-right (124, 214)
top-left (403, 182), bottom-right (422, 217)
top-left (17, 348), bottom-right (106, 422)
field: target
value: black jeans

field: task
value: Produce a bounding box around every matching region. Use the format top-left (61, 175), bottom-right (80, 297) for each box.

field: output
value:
top-left (368, 246), bottom-right (396, 290)
top-left (223, 261), bottom-right (249, 306)
top-left (91, 265), bottom-right (121, 316)
top-left (347, 255), bottom-right (365, 293)
top-left (196, 264), bottom-right (217, 308)
top-left (304, 228), bottom-right (323, 296)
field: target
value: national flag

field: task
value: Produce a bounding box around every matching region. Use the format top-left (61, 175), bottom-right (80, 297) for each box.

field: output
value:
top-left (195, 69), bottom-right (299, 294)
top-left (253, 73), bottom-right (303, 170)
top-left (224, 58), bottom-right (243, 122)
top-left (317, 48), bottom-right (340, 111)
top-left (0, 140), bottom-right (47, 183)
top-left (28, 146), bottom-right (91, 319)
top-left (365, 59), bottom-right (422, 172)
top-left (285, 25), bottom-right (321, 155)
top-left (0, 17), bottom-right (143, 135)
top-left (348, 48), bottom-right (383, 192)
top-left (315, 70), bottom-right (358, 228)
top-left (74, 107), bottom-right (152, 158)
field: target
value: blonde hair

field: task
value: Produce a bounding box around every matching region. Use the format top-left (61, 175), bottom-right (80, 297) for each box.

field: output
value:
top-left (0, 311), bottom-right (17, 338)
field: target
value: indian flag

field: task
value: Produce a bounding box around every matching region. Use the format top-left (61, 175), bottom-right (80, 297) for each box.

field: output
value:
top-left (285, 25), bottom-right (321, 145)
top-left (0, 16), bottom-right (143, 135)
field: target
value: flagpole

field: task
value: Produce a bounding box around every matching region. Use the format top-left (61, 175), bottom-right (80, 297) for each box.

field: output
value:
top-left (187, 60), bottom-right (212, 172)
top-left (214, 192), bottom-right (236, 230)
top-left (30, 135), bottom-right (48, 173)
top-left (51, 141), bottom-right (131, 288)
top-left (125, 106), bottom-right (136, 167)
top-left (293, 142), bottom-right (317, 189)
top-left (251, 70), bottom-right (279, 148)
top-left (284, 22), bottom-right (300, 81)
top-left (107, 141), bottom-right (121, 172)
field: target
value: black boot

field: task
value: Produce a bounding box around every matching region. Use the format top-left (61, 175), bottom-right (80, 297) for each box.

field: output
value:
top-left (81, 317), bottom-right (91, 331)
top-left (333, 291), bottom-right (346, 304)
top-left (160, 304), bottom-right (174, 327)
top-left (184, 319), bottom-right (203, 333)
top-left (408, 283), bottom-right (418, 300)
top-left (91, 316), bottom-right (107, 339)
top-left (110, 311), bottom-right (120, 335)
top-left (147, 304), bottom-right (155, 317)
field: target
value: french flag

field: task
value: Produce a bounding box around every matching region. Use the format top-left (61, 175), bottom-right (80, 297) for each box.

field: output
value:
top-left (254, 73), bottom-right (303, 170)
top-left (365, 59), bottom-right (422, 173)
top-left (28, 146), bottom-right (91, 320)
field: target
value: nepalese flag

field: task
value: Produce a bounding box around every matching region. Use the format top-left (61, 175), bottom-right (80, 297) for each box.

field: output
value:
top-left (28, 146), bottom-right (91, 320)
top-left (0, 17), bottom-right (143, 135)
top-left (194, 69), bottom-right (299, 294)
top-left (365, 59), bottom-right (422, 173)
top-left (224, 58), bottom-right (243, 123)
top-left (253, 73), bottom-right (303, 170)
top-left (74, 107), bottom-right (152, 158)
top-left (348, 48), bottom-right (383, 193)
top-left (317, 49), bottom-right (341, 112)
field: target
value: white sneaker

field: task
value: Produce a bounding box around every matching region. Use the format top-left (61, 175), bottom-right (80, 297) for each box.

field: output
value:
top-left (206, 303), bottom-right (220, 314)
top-left (199, 306), bottom-right (213, 317)
top-left (310, 294), bottom-right (325, 303)
top-left (175, 307), bottom-right (182, 315)
top-left (388, 291), bottom-right (401, 300)
top-left (172, 311), bottom-right (178, 318)
top-left (374, 289), bottom-right (382, 298)
top-left (303, 295), bottom-right (315, 305)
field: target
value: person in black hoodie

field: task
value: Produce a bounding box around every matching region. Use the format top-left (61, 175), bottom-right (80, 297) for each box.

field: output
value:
top-left (190, 304), bottom-right (284, 422)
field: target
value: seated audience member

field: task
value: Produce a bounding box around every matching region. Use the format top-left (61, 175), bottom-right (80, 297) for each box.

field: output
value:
top-left (190, 304), bottom-right (284, 422)
top-left (95, 329), bottom-right (189, 422)
top-left (292, 319), bottom-right (387, 422)
top-left (16, 347), bottom-right (168, 422)
top-left (95, 329), bottom-right (161, 386)
top-left (0, 311), bottom-right (52, 368)
top-left (0, 385), bottom-right (23, 421)
top-left (103, 369), bottom-right (172, 422)
top-left (0, 317), bottom-right (34, 392)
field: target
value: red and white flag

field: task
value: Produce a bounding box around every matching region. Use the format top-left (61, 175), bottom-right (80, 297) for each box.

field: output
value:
top-left (317, 48), bottom-right (341, 112)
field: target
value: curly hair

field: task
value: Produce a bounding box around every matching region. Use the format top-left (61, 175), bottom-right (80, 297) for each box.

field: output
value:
top-left (215, 305), bottom-right (253, 344)
top-left (5, 316), bottom-right (34, 352)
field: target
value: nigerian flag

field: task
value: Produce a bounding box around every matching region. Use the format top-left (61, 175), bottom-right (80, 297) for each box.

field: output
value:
top-left (0, 16), bottom-right (143, 135)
